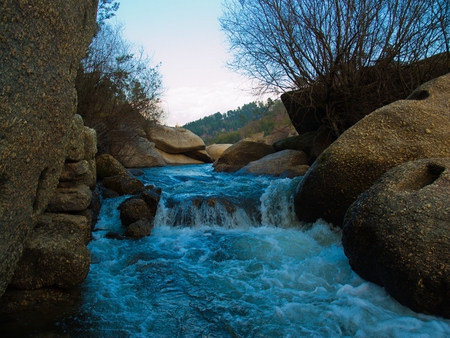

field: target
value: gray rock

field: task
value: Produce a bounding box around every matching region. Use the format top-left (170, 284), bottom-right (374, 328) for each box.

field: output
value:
top-left (102, 175), bottom-right (144, 196)
top-left (96, 154), bottom-right (130, 179)
top-left (10, 218), bottom-right (90, 290)
top-left (109, 132), bottom-right (166, 168)
top-left (59, 160), bottom-right (89, 182)
top-left (294, 73), bottom-right (450, 227)
top-left (66, 114), bottom-right (85, 161)
top-left (206, 144), bottom-right (232, 161)
top-left (124, 218), bottom-right (153, 239)
top-left (0, 0), bottom-right (97, 297)
top-left (239, 149), bottom-right (308, 176)
top-left (46, 183), bottom-right (92, 213)
top-left (146, 125), bottom-right (206, 154)
top-left (213, 141), bottom-right (275, 173)
top-left (118, 198), bottom-right (153, 227)
top-left (342, 158), bottom-right (450, 318)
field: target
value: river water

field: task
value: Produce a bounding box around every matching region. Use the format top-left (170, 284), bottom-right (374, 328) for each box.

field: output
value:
top-left (7, 164), bottom-right (450, 337)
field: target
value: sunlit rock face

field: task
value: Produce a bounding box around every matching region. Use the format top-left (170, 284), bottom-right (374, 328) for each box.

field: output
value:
top-left (294, 73), bottom-right (450, 227)
top-left (343, 158), bottom-right (450, 318)
top-left (0, 0), bottom-right (98, 297)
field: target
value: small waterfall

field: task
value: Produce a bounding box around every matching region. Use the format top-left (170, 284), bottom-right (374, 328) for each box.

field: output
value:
top-left (5, 164), bottom-right (448, 337)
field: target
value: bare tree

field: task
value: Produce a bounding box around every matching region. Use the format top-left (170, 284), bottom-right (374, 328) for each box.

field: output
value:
top-left (76, 22), bottom-right (164, 153)
top-left (221, 0), bottom-right (450, 135)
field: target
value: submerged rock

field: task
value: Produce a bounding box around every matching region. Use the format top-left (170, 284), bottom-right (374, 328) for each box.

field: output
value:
top-left (294, 73), bottom-right (450, 227)
top-left (342, 158), bottom-right (450, 318)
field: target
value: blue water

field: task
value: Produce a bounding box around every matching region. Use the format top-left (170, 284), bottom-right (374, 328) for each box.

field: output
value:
top-left (65, 165), bottom-right (450, 336)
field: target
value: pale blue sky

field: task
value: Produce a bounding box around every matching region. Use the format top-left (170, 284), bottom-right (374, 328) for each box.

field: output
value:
top-left (114, 0), bottom-right (261, 126)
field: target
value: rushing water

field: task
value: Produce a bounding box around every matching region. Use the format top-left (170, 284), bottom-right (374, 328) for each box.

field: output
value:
top-left (5, 164), bottom-right (450, 337)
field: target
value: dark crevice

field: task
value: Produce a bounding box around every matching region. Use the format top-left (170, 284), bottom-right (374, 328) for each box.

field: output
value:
top-left (407, 90), bottom-right (430, 101)
top-left (32, 168), bottom-right (50, 213)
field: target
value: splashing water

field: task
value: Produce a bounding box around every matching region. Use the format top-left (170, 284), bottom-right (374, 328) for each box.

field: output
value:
top-left (6, 164), bottom-right (450, 337)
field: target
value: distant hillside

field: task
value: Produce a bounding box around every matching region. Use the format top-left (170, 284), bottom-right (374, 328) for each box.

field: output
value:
top-left (182, 99), bottom-right (296, 145)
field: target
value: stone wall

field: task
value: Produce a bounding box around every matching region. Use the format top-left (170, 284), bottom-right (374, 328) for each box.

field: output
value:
top-left (0, 1), bottom-right (98, 297)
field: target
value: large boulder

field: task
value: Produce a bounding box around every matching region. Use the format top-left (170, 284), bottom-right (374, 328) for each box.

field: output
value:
top-left (294, 73), bottom-right (450, 227)
top-left (96, 154), bottom-right (130, 179)
top-left (155, 149), bottom-right (204, 165)
top-left (118, 198), bottom-right (153, 227)
top-left (0, 0), bottom-right (97, 297)
top-left (146, 125), bottom-right (206, 154)
top-left (9, 216), bottom-right (90, 290)
top-left (213, 141), bottom-right (276, 173)
top-left (238, 149), bottom-right (309, 176)
top-left (206, 144), bottom-right (232, 161)
top-left (109, 132), bottom-right (166, 168)
top-left (342, 158), bottom-right (450, 318)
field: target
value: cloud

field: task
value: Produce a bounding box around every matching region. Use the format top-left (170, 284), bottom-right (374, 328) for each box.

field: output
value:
top-left (161, 81), bottom-right (263, 126)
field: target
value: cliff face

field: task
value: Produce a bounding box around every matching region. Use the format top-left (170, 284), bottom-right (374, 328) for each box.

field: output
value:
top-left (0, 0), bottom-right (98, 297)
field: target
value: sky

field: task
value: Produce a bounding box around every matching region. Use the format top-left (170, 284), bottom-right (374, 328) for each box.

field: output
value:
top-left (114, 0), bottom-right (266, 127)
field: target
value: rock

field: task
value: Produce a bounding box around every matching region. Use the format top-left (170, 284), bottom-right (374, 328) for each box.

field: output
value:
top-left (294, 73), bottom-right (450, 227)
top-left (38, 213), bottom-right (91, 245)
top-left (82, 157), bottom-right (97, 189)
top-left (280, 165), bottom-right (310, 178)
top-left (84, 126), bottom-right (98, 160)
top-left (102, 188), bottom-right (120, 199)
top-left (184, 150), bottom-right (213, 163)
top-left (141, 186), bottom-right (161, 216)
top-left (109, 132), bottom-right (166, 168)
top-left (59, 160), bottom-right (89, 182)
top-left (129, 169), bottom-right (144, 176)
top-left (206, 144), bottom-right (232, 161)
top-left (66, 114), bottom-right (85, 161)
top-left (118, 198), bottom-right (153, 227)
top-left (312, 126), bottom-right (334, 159)
top-left (342, 158), bottom-right (450, 318)
top-left (0, 0), bottom-right (97, 297)
top-left (96, 154), bottom-right (130, 179)
top-left (239, 150), bottom-right (309, 176)
top-left (281, 90), bottom-right (327, 135)
top-left (146, 125), bottom-right (206, 154)
top-left (213, 141), bottom-right (276, 172)
top-left (123, 218), bottom-right (153, 239)
top-left (102, 175), bottom-right (144, 196)
top-left (10, 219), bottom-right (90, 290)
top-left (155, 148), bottom-right (204, 165)
top-left (46, 183), bottom-right (92, 213)
top-left (273, 132), bottom-right (315, 155)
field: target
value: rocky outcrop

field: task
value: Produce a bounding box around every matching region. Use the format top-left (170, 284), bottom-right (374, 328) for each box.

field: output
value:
top-left (238, 149), bottom-right (309, 176)
top-left (342, 158), bottom-right (450, 318)
top-left (146, 125), bottom-right (206, 154)
top-left (109, 132), bottom-right (166, 168)
top-left (294, 73), bottom-right (450, 227)
top-left (155, 149), bottom-right (204, 165)
top-left (0, 0), bottom-right (97, 297)
top-left (206, 144), bottom-right (232, 161)
top-left (10, 216), bottom-right (90, 290)
top-left (8, 113), bottom-right (97, 292)
top-left (213, 141), bottom-right (276, 172)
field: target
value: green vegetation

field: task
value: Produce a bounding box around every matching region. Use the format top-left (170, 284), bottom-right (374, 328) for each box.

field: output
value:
top-left (183, 99), bottom-right (294, 145)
